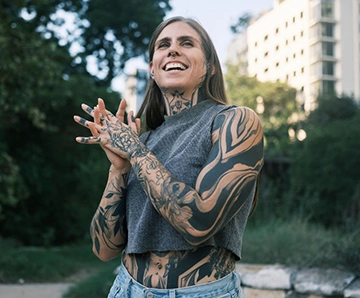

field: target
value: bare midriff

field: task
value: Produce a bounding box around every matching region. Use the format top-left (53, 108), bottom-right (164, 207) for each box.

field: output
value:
top-left (122, 246), bottom-right (236, 289)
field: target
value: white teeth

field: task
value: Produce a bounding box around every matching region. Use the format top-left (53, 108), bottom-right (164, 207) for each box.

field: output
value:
top-left (165, 63), bottom-right (187, 71)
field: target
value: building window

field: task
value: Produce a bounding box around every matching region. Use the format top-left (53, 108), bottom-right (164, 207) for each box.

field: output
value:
top-left (294, 71), bottom-right (296, 76)
top-left (255, 42), bottom-right (258, 47)
top-left (275, 45), bottom-right (279, 51)
top-left (300, 31), bottom-right (304, 37)
top-left (322, 41), bottom-right (334, 56)
top-left (322, 80), bottom-right (335, 93)
top-left (321, 22), bottom-right (334, 37)
top-left (286, 39), bottom-right (289, 45)
top-left (293, 35), bottom-right (296, 41)
top-left (323, 61), bottom-right (334, 75)
top-left (321, 0), bottom-right (334, 18)
top-left (264, 35), bottom-right (268, 41)
top-left (255, 58), bottom-right (258, 63)
top-left (293, 53), bottom-right (296, 58)
top-left (300, 11), bottom-right (304, 18)
top-left (275, 27), bottom-right (279, 34)
top-left (301, 67), bottom-right (305, 73)
top-left (276, 62), bottom-right (280, 67)
top-left (286, 57), bottom-right (289, 62)
top-left (264, 52), bottom-right (269, 57)
top-left (293, 17), bottom-right (296, 23)
top-left (301, 49), bottom-right (304, 55)
top-left (285, 21), bottom-right (288, 27)
top-left (264, 68), bottom-right (269, 73)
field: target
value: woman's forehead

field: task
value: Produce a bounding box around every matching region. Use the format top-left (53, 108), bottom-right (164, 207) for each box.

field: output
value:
top-left (156, 22), bottom-right (201, 42)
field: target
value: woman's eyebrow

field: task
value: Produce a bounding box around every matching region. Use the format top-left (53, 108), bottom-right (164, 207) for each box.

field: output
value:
top-left (155, 35), bottom-right (200, 46)
top-left (155, 36), bottom-right (171, 46)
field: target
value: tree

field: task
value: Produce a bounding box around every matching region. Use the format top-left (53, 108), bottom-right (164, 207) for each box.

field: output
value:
top-left (230, 12), bottom-right (253, 34)
top-left (75, 0), bottom-right (171, 85)
top-left (289, 95), bottom-right (360, 227)
top-left (225, 63), bottom-right (299, 158)
top-left (0, 0), bottom-right (171, 245)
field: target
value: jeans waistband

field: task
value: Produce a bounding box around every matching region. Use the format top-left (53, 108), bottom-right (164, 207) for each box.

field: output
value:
top-left (112, 262), bottom-right (242, 298)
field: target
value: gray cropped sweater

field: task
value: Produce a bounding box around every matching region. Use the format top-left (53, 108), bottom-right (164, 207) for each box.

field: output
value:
top-left (125, 100), bottom-right (255, 260)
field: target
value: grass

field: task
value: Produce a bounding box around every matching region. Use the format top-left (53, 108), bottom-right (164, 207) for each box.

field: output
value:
top-left (242, 217), bottom-right (360, 274)
top-left (0, 240), bottom-right (119, 284)
top-left (63, 262), bottom-right (119, 298)
top-left (1, 217), bottom-right (359, 298)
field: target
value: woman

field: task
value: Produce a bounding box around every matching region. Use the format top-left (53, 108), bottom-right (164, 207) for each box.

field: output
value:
top-left (74, 16), bottom-right (264, 298)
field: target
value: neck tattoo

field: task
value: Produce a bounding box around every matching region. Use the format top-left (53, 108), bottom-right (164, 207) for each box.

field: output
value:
top-left (161, 88), bottom-right (198, 116)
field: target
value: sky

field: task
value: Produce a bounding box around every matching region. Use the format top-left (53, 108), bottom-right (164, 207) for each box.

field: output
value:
top-left (114, 0), bottom-right (274, 92)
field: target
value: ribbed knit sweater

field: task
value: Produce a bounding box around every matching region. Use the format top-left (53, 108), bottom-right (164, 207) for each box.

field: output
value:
top-left (125, 99), bottom-right (255, 260)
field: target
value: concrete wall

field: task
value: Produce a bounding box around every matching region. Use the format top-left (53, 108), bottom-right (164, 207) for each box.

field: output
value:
top-left (236, 264), bottom-right (360, 298)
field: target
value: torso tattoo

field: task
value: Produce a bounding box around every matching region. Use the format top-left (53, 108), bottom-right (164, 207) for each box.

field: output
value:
top-left (123, 247), bottom-right (235, 289)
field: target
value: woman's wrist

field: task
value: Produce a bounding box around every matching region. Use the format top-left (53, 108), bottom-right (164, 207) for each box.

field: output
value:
top-left (109, 163), bottom-right (131, 174)
top-left (129, 142), bottom-right (150, 164)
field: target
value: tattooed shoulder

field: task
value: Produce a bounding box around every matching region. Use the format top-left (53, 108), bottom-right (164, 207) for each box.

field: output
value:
top-left (212, 106), bottom-right (263, 145)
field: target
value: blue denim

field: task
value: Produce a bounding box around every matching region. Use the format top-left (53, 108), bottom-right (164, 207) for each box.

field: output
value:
top-left (107, 263), bottom-right (243, 298)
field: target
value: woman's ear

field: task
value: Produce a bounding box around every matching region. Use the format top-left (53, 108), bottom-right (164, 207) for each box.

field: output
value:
top-left (211, 66), bottom-right (216, 75)
top-left (149, 62), bottom-right (154, 78)
top-left (207, 63), bottom-right (216, 75)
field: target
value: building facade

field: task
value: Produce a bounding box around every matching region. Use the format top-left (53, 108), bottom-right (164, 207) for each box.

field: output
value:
top-left (228, 0), bottom-right (360, 111)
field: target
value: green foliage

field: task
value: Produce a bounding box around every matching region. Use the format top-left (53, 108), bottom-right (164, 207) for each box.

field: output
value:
top-left (0, 73), bottom-right (121, 245)
top-left (73, 0), bottom-right (171, 84)
top-left (230, 12), bottom-right (253, 34)
top-left (306, 93), bottom-right (358, 127)
top-left (243, 217), bottom-right (360, 274)
top-left (0, 151), bottom-right (28, 217)
top-left (0, 0), bottom-right (171, 245)
top-left (226, 63), bottom-right (360, 230)
top-left (64, 262), bottom-right (119, 298)
top-left (0, 239), bottom-right (107, 283)
top-left (225, 63), bottom-right (300, 158)
top-left (290, 102), bottom-right (360, 227)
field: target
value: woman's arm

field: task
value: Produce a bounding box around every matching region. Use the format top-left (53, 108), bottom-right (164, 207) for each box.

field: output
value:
top-left (74, 98), bottom-right (140, 261)
top-left (90, 164), bottom-right (129, 261)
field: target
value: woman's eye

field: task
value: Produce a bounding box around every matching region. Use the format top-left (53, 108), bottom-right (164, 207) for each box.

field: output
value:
top-left (158, 43), bottom-right (169, 49)
top-left (182, 41), bottom-right (193, 47)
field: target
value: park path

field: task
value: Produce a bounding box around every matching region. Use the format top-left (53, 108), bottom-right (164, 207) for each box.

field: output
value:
top-left (0, 282), bottom-right (74, 298)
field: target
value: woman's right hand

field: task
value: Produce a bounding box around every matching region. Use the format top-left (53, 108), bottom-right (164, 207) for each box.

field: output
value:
top-left (81, 98), bottom-right (140, 171)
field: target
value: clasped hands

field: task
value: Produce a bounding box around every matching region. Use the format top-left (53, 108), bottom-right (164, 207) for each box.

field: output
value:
top-left (73, 98), bottom-right (141, 167)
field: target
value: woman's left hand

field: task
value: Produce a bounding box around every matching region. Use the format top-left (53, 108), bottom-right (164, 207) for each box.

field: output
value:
top-left (74, 98), bottom-right (141, 161)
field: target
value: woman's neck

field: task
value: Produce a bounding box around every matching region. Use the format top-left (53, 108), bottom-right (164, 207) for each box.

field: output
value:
top-left (161, 87), bottom-right (204, 116)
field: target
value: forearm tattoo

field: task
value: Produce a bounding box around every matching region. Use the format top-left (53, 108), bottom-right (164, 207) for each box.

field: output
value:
top-left (90, 171), bottom-right (128, 256)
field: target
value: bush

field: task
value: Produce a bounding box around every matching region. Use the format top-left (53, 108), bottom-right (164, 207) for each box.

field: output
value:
top-left (284, 95), bottom-right (360, 227)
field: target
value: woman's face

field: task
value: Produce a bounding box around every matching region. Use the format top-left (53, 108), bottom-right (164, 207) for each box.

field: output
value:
top-left (150, 21), bottom-right (207, 95)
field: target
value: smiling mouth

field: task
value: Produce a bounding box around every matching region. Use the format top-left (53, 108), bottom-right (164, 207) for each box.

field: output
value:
top-left (164, 62), bottom-right (188, 71)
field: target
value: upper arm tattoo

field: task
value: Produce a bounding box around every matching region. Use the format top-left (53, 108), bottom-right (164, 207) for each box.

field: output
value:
top-left (193, 107), bottom-right (264, 230)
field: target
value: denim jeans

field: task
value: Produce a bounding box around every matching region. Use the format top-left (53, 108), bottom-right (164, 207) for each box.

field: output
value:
top-left (108, 263), bottom-right (243, 298)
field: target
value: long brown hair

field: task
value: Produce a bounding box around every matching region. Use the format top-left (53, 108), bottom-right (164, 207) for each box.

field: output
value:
top-left (136, 16), bottom-right (228, 130)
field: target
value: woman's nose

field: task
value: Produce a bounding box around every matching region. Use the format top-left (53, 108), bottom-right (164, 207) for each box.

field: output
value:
top-left (168, 44), bottom-right (180, 57)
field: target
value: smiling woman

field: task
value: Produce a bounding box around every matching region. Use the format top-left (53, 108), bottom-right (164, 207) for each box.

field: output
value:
top-left (73, 16), bottom-right (264, 298)
top-left (150, 21), bottom-right (208, 114)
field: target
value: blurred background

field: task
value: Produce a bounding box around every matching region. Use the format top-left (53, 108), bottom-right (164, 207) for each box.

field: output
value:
top-left (0, 0), bottom-right (359, 296)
